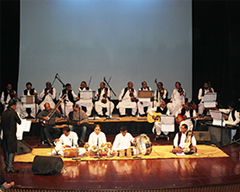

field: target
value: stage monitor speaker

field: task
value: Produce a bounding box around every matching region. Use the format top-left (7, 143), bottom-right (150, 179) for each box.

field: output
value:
top-left (31, 156), bottom-right (64, 175)
top-left (17, 140), bottom-right (32, 155)
top-left (194, 131), bottom-right (211, 143)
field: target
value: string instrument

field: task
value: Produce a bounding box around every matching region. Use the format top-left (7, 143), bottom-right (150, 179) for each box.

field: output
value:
top-left (9, 90), bottom-right (21, 102)
top-left (101, 89), bottom-right (107, 104)
top-left (129, 90), bottom-right (136, 102)
top-left (45, 87), bottom-right (53, 95)
top-left (178, 87), bottom-right (184, 95)
top-left (33, 91), bottom-right (40, 104)
top-left (183, 131), bottom-right (193, 154)
top-left (39, 94), bottom-right (67, 127)
top-left (175, 114), bottom-right (195, 125)
top-left (147, 112), bottom-right (161, 123)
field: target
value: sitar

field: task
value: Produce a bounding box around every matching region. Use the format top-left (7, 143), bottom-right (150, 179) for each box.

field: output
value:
top-left (39, 94), bottom-right (67, 127)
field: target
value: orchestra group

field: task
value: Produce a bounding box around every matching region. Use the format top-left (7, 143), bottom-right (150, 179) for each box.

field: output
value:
top-left (0, 80), bottom-right (239, 174)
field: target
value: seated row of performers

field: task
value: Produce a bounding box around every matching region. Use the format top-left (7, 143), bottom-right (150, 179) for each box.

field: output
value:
top-left (1, 80), bottom-right (213, 118)
top-left (51, 123), bottom-right (197, 156)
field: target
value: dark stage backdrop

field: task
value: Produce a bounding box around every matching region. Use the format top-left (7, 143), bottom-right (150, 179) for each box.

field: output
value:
top-left (1, 0), bottom-right (240, 109)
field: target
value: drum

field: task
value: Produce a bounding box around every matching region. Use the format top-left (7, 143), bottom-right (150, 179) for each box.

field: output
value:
top-left (63, 148), bottom-right (79, 158)
top-left (135, 134), bottom-right (152, 155)
top-left (99, 144), bottom-right (108, 156)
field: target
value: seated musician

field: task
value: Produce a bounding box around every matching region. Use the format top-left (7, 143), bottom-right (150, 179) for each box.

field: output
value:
top-left (219, 101), bottom-right (240, 141)
top-left (21, 82), bottom-right (39, 118)
top-left (148, 101), bottom-right (171, 139)
top-left (95, 82), bottom-right (115, 117)
top-left (59, 83), bottom-right (79, 116)
top-left (75, 81), bottom-right (93, 116)
top-left (137, 81), bottom-right (153, 116)
top-left (167, 82), bottom-right (186, 116)
top-left (0, 83), bottom-right (22, 115)
top-left (68, 103), bottom-right (88, 146)
top-left (172, 124), bottom-right (197, 154)
top-left (198, 81), bottom-right (214, 115)
top-left (112, 126), bottom-right (136, 155)
top-left (39, 82), bottom-right (56, 111)
top-left (116, 82), bottom-right (138, 117)
top-left (176, 102), bottom-right (197, 131)
top-left (37, 103), bottom-right (61, 145)
top-left (88, 124), bottom-right (107, 150)
top-left (154, 81), bottom-right (168, 107)
top-left (53, 127), bottom-right (86, 156)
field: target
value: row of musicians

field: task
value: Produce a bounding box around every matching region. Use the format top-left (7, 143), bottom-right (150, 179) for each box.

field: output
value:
top-left (1, 81), bottom-right (215, 118)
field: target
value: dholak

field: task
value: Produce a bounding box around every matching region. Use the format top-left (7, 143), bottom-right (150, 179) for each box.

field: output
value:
top-left (63, 148), bottom-right (79, 158)
top-left (135, 134), bottom-right (152, 155)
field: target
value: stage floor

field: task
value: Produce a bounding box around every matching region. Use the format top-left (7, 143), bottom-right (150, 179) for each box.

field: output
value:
top-left (1, 135), bottom-right (240, 191)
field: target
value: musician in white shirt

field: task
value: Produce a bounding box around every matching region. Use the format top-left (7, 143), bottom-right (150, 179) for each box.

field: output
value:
top-left (172, 124), bottom-right (197, 154)
top-left (167, 82), bottom-right (186, 116)
top-left (88, 124), bottom-right (107, 149)
top-left (59, 83), bottom-right (79, 116)
top-left (112, 126), bottom-right (136, 155)
top-left (219, 101), bottom-right (240, 140)
top-left (154, 82), bottom-right (168, 107)
top-left (21, 82), bottom-right (38, 118)
top-left (137, 81), bottom-right (153, 116)
top-left (54, 127), bottom-right (86, 156)
top-left (116, 82), bottom-right (138, 116)
top-left (39, 82), bottom-right (56, 111)
top-left (198, 81), bottom-right (214, 115)
top-left (95, 82), bottom-right (114, 117)
top-left (75, 81), bottom-right (93, 116)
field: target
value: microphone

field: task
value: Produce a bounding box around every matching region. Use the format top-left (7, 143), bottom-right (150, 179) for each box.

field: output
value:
top-left (55, 73), bottom-right (58, 78)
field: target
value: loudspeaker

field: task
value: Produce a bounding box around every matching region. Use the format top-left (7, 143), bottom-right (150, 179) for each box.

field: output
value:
top-left (17, 140), bottom-right (32, 155)
top-left (194, 131), bottom-right (211, 143)
top-left (31, 156), bottom-right (64, 175)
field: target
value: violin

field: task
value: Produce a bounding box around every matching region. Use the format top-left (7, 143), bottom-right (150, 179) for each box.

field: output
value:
top-left (101, 89), bottom-right (107, 104)
top-left (178, 87), bottom-right (184, 95)
top-left (129, 90), bottom-right (136, 102)
top-left (9, 90), bottom-right (21, 101)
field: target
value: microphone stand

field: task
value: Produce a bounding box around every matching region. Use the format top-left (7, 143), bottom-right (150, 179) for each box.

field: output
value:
top-left (103, 77), bottom-right (120, 121)
top-left (72, 144), bottom-right (81, 161)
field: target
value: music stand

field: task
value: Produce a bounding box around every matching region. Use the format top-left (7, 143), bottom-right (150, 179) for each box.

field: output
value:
top-left (21, 95), bottom-right (36, 117)
top-left (209, 110), bottom-right (225, 126)
top-left (161, 115), bottom-right (175, 132)
top-left (203, 93), bottom-right (217, 108)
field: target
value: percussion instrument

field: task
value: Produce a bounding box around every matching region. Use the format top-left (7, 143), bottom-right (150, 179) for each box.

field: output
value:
top-left (135, 134), bottom-right (152, 155)
top-left (63, 148), bottom-right (79, 158)
top-left (99, 144), bottom-right (109, 156)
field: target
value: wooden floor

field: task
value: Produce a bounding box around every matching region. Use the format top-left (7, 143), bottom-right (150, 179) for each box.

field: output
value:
top-left (1, 135), bottom-right (240, 191)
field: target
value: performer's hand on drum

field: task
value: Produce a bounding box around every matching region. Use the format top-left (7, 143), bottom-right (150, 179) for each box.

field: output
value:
top-left (54, 138), bottom-right (60, 143)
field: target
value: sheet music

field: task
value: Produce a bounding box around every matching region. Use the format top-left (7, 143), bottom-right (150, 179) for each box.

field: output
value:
top-left (209, 110), bottom-right (225, 126)
top-left (161, 115), bottom-right (175, 132)
top-left (17, 119), bottom-right (32, 140)
top-left (80, 90), bottom-right (93, 100)
top-left (203, 93), bottom-right (217, 102)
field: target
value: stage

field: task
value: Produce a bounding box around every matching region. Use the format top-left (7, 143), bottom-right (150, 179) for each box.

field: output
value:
top-left (1, 134), bottom-right (240, 192)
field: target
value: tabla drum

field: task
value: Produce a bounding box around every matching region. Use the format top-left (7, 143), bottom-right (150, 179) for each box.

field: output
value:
top-left (89, 146), bottom-right (98, 156)
top-left (135, 134), bottom-right (152, 155)
top-left (99, 144), bottom-right (109, 156)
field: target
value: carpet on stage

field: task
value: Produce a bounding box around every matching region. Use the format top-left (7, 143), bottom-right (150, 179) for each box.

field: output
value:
top-left (14, 145), bottom-right (229, 162)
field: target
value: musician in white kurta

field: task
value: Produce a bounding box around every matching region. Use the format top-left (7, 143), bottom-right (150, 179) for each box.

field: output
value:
top-left (95, 82), bottom-right (114, 117)
top-left (116, 82), bottom-right (138, 116)
top-left (54, 127), bottom-right (85, 156)
top-left (39, 82), bottom-right (56, 111)
top-left (112, 126), bottom-right (136, 155)
top-left (88, 125), bottom-right (107, 149)
top-left (153, 82), bottom-right (168, 108)
top-left (21, 82), bottom-right (38, 118)
top-left (59, 83), bottom-right (79, 116)
top-left (137, 81), bottom-right (153, 116)
top-left (219, 101), bottom-right (240, 140)
top-left (75, 81), bottom-right (93, 116)
top-left (167, 82), bottom-right (186, 116)
top-left (198, 82), bottom-right (215, 115)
